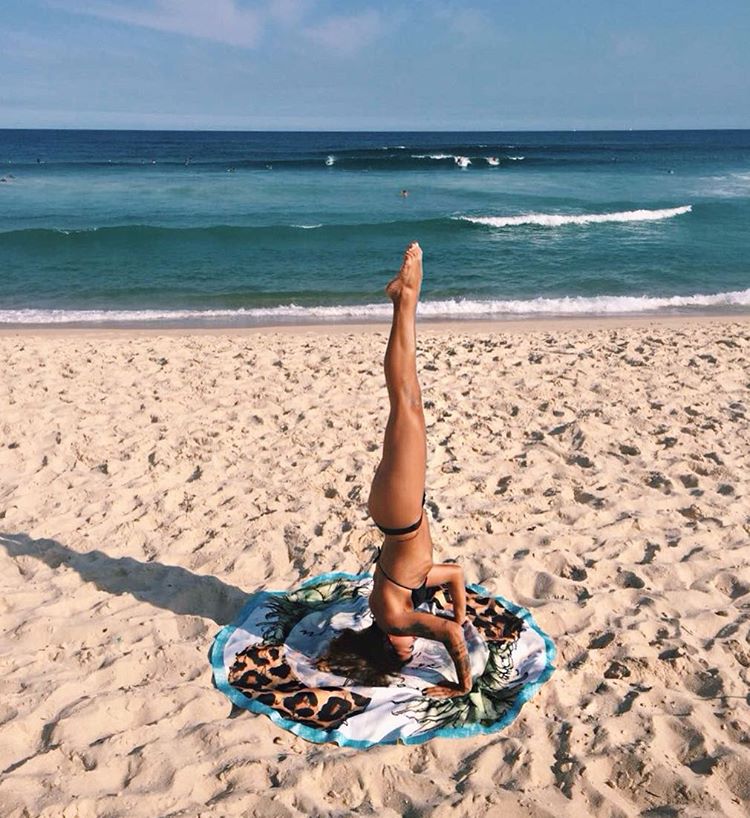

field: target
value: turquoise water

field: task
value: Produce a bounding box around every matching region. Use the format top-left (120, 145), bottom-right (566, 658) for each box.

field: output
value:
top-left (0, 129), bottom-right (749, 325)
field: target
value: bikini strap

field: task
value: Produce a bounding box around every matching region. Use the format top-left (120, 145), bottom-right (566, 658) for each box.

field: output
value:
top-left (377, 560), bottom-right (421, 592)
top-left (375, 548), bottom-right (425, 592)
top-left (373, 492), bottom-right (427, 537)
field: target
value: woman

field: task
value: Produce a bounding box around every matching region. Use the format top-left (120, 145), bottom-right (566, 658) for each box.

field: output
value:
top-left (319, 242), bottom-right (472, 699)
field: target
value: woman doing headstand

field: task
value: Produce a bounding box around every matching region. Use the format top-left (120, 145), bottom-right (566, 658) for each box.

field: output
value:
top-left (319, 242), bottom-right (472, 698)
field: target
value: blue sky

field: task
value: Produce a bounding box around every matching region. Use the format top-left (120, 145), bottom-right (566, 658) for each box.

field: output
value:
top-left (2, 0), bottom-right (749, 130)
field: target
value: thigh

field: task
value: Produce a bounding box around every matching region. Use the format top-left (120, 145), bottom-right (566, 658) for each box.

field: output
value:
top-left (368, 406), bottom-right (426, 528)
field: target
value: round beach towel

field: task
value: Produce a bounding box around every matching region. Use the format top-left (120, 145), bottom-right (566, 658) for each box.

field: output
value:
top-left (210, 572), bottom-right (555, 747)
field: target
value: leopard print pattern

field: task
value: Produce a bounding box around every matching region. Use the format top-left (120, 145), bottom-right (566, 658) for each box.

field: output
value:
top-left (228, 644), bottom-right (371, 730)
top-left (464, 590), bottom-right (525, 644)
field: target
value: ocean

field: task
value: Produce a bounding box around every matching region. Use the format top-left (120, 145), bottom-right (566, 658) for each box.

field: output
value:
top-left (1, 129), bottom-right (749, 326)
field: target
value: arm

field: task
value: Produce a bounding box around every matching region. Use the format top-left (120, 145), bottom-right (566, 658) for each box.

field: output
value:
top-left (425, 563), bottom-right (467, 625)
top-left (386, 609), bottom-right (472, 698)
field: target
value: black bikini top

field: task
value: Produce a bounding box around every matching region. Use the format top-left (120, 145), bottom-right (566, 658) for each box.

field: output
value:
top-left (373, 546), bottom-right (432, 609)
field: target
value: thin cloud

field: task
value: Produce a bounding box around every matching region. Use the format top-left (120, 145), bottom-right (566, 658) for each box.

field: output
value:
top-left (266, 0), bottom-right (310, 25)
top-left (430, 4), bottom-right (503, 47)
top-left (52, 1), bottom-right (383, 54)
top-left (56, 0), bottom-right (264, 48)
top-left (305, 10), bottom-right (382, 56)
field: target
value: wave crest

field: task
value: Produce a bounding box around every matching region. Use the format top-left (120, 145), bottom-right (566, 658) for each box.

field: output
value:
top-left (458, 205), bottom-right (692, 228)
top-left (2, 287), bottom-right (748, 325)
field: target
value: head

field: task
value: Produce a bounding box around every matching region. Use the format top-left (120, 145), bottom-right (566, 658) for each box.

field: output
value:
top-left (315, 622), bottom-right (410, 687)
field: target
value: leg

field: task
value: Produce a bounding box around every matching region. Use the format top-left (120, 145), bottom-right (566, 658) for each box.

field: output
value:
top-left (367, 242), bottom-right (426, 529)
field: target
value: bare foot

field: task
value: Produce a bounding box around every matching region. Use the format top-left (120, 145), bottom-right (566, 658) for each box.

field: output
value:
top-left (386, 241), bottom-right (423, 303)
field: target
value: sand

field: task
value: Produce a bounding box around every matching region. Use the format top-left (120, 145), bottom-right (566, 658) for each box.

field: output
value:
top-left (1, 317), bottom-right (749, 818)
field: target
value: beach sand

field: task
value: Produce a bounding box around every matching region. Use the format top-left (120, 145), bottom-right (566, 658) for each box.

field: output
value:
top-left (1, 317), bottom-right (749, 817)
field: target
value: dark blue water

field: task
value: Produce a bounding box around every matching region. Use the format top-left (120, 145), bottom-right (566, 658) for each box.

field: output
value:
top-left (1, 129), bottom-right (748, 324)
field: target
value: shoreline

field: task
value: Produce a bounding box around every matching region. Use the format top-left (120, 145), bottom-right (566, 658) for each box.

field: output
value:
top-left (1, 310), bottom-right (749, 338)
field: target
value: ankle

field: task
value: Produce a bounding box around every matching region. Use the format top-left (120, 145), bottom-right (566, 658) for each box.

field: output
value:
top-left (393, 292), bottom-right (419, 314)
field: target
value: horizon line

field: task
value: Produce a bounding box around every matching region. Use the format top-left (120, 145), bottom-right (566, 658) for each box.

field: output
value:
top-left (2, 126), bottom-right (750, 134)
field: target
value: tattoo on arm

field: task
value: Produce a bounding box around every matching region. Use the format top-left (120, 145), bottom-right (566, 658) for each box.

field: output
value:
top-left (447, 630), bottom-right (472, 691)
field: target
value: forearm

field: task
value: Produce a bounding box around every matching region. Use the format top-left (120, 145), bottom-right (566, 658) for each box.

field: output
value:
top-left (444, 624), bottom-right (472, 692)
top-left (425, 563), bottom-right (467, 623)
top-left (448, 578), bottom-right (467, 624)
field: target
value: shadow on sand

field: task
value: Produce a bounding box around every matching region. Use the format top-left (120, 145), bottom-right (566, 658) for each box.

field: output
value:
top-left (0, 532), bottom-right (249, 625)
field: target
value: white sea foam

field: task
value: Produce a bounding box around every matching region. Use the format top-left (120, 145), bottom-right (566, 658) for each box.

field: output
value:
top-left (700, 172), bottom-right (750, 198)
top-left (485, 157), bottom-right (500, 166)
top-left (414, 289), bottom-right (750, 316)
top-left (53, 226), bottom-right (99, 235)
top-left (324, 155), bottom-right (336, 166)
top-left (2, 286), bottom-right (749, 325)
top-left (291, 223), bottom-right (322, 229)
top-left (507, 156), bottom-right (525, 161)
top-left (411, 152), bottom-right (474, 166)
top-left (458, 205), bottom-right (692, 228)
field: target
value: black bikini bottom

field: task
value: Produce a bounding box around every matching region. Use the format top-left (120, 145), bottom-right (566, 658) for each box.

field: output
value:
top-left (373, 492), bottom-right (427, 537)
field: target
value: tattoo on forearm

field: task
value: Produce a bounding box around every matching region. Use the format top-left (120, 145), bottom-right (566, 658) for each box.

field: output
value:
top-left (451, 639), bottom-right (471, 689)
top-left (390, 614), bottom-right (472, 690)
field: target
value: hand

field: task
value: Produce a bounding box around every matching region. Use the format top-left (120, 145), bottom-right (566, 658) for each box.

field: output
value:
top-left (423, 682), bottom-right (471, 699)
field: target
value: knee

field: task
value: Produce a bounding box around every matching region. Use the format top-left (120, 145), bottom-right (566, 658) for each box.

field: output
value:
top-left (392, 383), bottom-right (423, 414)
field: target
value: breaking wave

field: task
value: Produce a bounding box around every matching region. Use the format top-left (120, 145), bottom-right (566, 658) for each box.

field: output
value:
top-left (457, 206), bottom-right (692, 228)
top-left (2, 286), bottom-right (748, 326)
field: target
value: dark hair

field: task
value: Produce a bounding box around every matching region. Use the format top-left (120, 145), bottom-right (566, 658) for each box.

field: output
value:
top-left (315, 622), bottom-right (407, 687)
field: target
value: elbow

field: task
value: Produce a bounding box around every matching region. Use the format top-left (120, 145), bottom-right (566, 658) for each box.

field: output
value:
top-left (448, 564), bottom-right (464, 585)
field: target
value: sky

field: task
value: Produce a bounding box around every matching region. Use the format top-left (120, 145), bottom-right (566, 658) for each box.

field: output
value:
top-left (2, 0), bottom-right (749, 130)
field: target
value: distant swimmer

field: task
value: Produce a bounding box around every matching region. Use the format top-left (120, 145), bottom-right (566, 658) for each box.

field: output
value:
top-left (400, 189), bottom-right (409, 197)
